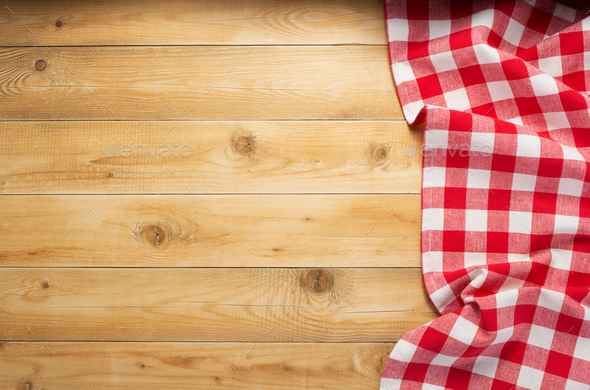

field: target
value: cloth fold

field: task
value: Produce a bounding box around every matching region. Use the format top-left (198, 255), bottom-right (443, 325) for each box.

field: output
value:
top-left (382, 0), bottom-right (590, 388)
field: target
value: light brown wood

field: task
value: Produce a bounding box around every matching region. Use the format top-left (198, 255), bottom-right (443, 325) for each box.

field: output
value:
top-left (0, 342), bottom-right (394, 389)
top-left (0, 121), bottom-right (423, 194)
top-left (0, 0), bottom-right (387, 46)
top-left (0, 46), bottom-right (400, 120)
top-left (0, 0), bottom-right (425, 388)
top-left (0, 268), bottom-right (437, 342)
top-left (0, 195), bottom-right (421, 267)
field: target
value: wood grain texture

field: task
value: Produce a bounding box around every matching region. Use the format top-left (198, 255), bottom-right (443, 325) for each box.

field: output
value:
top-left (0, 268), bottom-right (437, 342)
top-left (0, 46), bottom-right (401, 120)
top-left (0, 195), bottom-right (421, 267)
top-left (0, 1), bottom-right (421, 388)
top-left (0, 121), bottom-right (423, 194)
top-left (0, 342), bottom-right (394, 390)
top-left (0, 0), bottom-right (387, 46)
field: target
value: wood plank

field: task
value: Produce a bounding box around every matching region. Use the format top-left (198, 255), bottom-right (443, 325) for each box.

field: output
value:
top-left (0, 195), bottom-right (421, 267)
top-left (0, 268), bottom-right (437, 342)
top-left (0, 121), bottom-right (423, 194)
top-left (0, 46), bottom-right (401, 120)
top-left (0, 342), bottom-right (394, 389)
top-left (0, 0), bottom-right (387, 46)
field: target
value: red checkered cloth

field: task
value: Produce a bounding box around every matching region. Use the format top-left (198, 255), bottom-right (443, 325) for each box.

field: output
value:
top-left (381, 0), bottom-right (590, 389)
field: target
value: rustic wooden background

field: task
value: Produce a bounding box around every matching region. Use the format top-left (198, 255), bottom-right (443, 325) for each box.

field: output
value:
top-left (0, 0), bottom-right (434, 388)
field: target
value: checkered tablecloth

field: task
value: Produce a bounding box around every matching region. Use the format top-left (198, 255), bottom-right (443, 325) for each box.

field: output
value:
top-left (381, 0), bottom-right (590, 389)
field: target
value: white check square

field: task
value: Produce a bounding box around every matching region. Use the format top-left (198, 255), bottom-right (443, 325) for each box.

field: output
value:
top-left (507, 117), bottom-right (523, 126)
top-left (430, 284), bottom-right (456, 310)
top-left (499, 275), bottom-right (525, 292)
top-left (504, 18), bottom-right (526, 46)
top-left (449, 316), bottom-right (479, 345)
top-left (472, 9), bottom-right (495, 30)
top-left (424, 166), bottom-right (446, 188)
top-left (468, 268), bottom-right (488, 290)
top-left (573, 336), bottom-right (590, 360)
top-left (429, 20), bottom-right (451, 40)
top-left (464, 252), bottom-right (487, 268)
top-left (496, 288), bottom-right (519, 308)
top-left (444, 88), bottom-right (471, 111)
top-left (488, 80), bottom-right (514, 102)
top-left (554, 2), bottom-right (577, 22)
top-left (387, 18), bottom-right (409, 41)
top-left (509, 211), bottom-right (533, 234)
top-left (426, 129), bottom-right (449, 148)
top-left (473, 43), bottom-right (501, 64)
top-left (492, 327), bottom-right (514, 345)
top-left (561, 144), bottom-right (584, 161)
top-left (392, 61), bottom-right (416, 84)
top-left (423, 251), bottom-right (443, 273)
top-left (465, 210), bottom-right (488, 232)
top-left (381, 378), bottom-right (402, 390)
top-left (529, 73), bottom-right (559, 96)
top-left (431, 51), bottom-right (458, 73)
top-left (467, 169), bottom-right (491, 189)
top-left (512, 173), bottom-right (537, 192)
top-left (431, 353), bottom-right (460, 367)
top-left (528, 324), bottom-right (555, 350)
top-left (565, 379), bottom-right (590, 390)
top-left (558, 178), bottom-right (584, 197)
top-left (472, 356), bottom-right (499, 378)
top-left (389, 339), bottom-right (417, 363)
top-left (423, 208), bottom-right (445, 231)
top-left (471, 132), bottom-right (495, 156)
top-left (544, 111), bottom-right (570, 130)
top-left (508, 253), bottom-right (530, 263)
top-left (538, 56), bottom-right (563, 77)
top-left (517, 366), bottom-right (544, 390)
top-left (550, 249), bottom-right (573, 271)
top-left (516, 134), bottom-right (541, 158)
top-left (554, 214), bottom-right (579, 235)
top-left (403, 100), bottom-right (424, 123)
top-left (537, 289), bottom-right (566, 312)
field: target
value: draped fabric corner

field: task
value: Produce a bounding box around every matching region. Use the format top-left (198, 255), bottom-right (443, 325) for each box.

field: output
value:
top-left (382, 0), bottom-right (590, 389)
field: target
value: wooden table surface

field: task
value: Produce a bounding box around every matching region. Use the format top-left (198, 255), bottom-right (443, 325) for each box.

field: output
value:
top-left (0, 0), bottom-right (434, 388)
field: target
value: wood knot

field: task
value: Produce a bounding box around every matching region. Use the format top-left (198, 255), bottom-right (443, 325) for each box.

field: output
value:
top-left (232, 135), bottom-right (256, 156)
top-left (135, 216), bottom-right (196, 250)
top-left (299, 268), bottom-right (334, 295)
top-left (107, 172), bottom-right (114, 178)
top-left (18, 382), bottom-right (43, 390)
top-left (41, 282), bottom-right (49, 289)
top-left (369, 143), bottom-right (389, 165)
top-left (55, 21), bottom-right (63, 27)
top-left (35, 60), bottom-right (46, 72)
top-left (135, 361), bottom-right (152, 369)
top-left (140, 223), bottom-right (169, 248)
